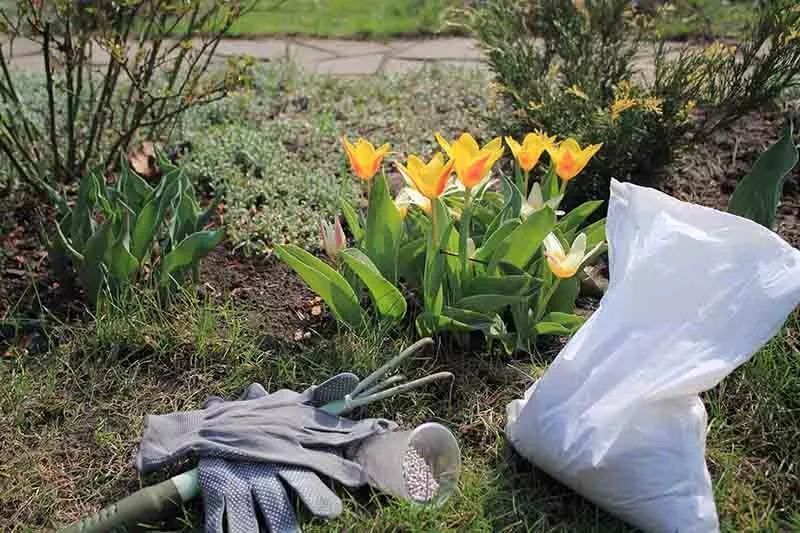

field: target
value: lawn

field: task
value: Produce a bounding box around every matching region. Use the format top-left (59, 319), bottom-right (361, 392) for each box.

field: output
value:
top-left (228, 0), bottom-right (459, 38)
top-left (1, 62), bottom-right (799, 532)
top-left (653, 0), bottom-right (757, 40)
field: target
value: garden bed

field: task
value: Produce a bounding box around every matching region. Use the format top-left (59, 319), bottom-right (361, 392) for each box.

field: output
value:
top-left (1, 66), bottom-right (799, 532)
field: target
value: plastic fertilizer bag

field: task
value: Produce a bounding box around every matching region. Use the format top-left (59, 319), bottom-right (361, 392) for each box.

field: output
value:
top-left (506, 180), bottom-right (800, 533)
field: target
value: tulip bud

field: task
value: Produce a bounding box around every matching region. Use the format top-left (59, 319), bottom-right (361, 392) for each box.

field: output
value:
top-left (320, 217), bottom-right (347, 261)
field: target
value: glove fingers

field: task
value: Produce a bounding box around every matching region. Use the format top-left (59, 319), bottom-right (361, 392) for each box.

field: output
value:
top-left (241, 383), bottom-right (270, 401)
top-left (199, 458), bottom-right (236, 533)
top-left (278, 467), bottom-right (343, 519)
top-left (250, 466), bottom-right (302, 533)
top-left (204, 395), bottom-right (225, 408)
top-left (223, 475), bottom-right (261, 533)
top-left (295, 447), bottom-right (368, 487)
top-left (204, 496), bottom-right (226, 533)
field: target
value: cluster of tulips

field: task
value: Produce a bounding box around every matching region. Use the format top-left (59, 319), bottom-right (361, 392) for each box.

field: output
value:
top-left (338, 132), bottom-right (603, 280)
top-left (279, 130), bottom-right (606, 352)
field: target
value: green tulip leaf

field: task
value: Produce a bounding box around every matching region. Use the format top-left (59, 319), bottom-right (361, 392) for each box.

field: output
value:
top-left (557, 200), bottom-right (603, 240)
top-left (491, 206), bottom-right (556, 270)
top-left (160, 229), bottom-right (224, 286)
top-left (540, 311), bottom-right (586, 332)
top-left (108, 214), bottom-right (138, 282)
top-left (473, 219), bottom-right (520, 264)
top-left (463, 274), bottom-right (537, 297)
top-left (340, 248), bottom-right (407, 323)
top-left (455, 294), bottom-right (525, 313)
top-left (535, 321), bottom-right (572, 336)
top-left (78, 220), bottom-right (113, 305)
top-left (340, 197), bottom-right (365, 243)
top-left (275, 244), bottom-right (364, 330)
top-left (365, 173), bottom-right (403, 282)
top-left (548, 276), bottom-right (580, 314)
top-left (729, 122), bottom-right (799, 228)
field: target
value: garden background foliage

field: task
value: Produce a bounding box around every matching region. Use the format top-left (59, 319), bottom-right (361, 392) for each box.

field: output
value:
top-left (465, 0), bottom-right (800, 203)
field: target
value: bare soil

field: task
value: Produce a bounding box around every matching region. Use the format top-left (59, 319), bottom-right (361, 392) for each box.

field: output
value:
top-left (199, 246), bottom-right (327, 343)
top-left (663, 109), bottom-right (800, 247)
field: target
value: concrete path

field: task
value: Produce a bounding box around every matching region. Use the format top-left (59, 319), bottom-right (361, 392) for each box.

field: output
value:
top-left (2, 35), bottom-right (489, 75)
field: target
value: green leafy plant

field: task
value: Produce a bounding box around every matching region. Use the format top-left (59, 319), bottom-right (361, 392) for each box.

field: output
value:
top-left (0, 0), bottom-right (254, 202)
top-left (52, 153), bottom-right (223, 306)
top-left (462, 0), bottom-right (800, 204)
top-left (729, 121), bottom-right (799, 228)
top-left (278, 133), bottom-right (606, 353)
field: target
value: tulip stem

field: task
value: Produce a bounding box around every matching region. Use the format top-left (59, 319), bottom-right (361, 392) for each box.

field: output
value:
top-left (523, 169), bottom-right (530, 197)
top-left (536, 278), bottom-right (561, 322)
top-left (459, 187), bottom-right (473, 280)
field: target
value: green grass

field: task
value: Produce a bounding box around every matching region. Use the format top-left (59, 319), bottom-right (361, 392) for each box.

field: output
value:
top-left (228, 0), bottom-right (457, 38)
top-left (1, 284), bottom-right (797, 531)
top-left (653, 0), bottom-right (756, 41)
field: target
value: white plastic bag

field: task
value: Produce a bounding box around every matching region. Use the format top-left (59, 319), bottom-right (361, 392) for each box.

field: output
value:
top-left (506, 180), bottom-right (800, 533)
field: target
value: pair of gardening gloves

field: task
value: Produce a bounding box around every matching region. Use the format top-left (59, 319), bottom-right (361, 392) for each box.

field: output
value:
top-left (136, 375), bottom-right (402, 533)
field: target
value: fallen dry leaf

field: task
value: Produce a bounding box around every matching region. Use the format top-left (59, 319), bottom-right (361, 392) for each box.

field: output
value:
top-left (128, 141), bottom-right (159, 179)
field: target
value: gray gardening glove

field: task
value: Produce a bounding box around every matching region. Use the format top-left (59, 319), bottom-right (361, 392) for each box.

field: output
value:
top-left (137, 380), bottom-right (395, 487)
top-left (199, 382), bottom-right (352, 533)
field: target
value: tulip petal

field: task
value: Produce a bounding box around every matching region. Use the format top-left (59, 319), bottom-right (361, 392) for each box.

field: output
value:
top-left (484, 137), bottom-right (503, 152)
top-left (506, 136), bottom-right (522, 157)
top-left (435, 133), bottom-right (454, 158)
top-left (457, 133), bottom-right (481, 154)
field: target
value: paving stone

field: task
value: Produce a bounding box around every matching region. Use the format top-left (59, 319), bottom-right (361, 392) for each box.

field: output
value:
top-left (287, 42), bottom-right (336, 70)
top-left (393, 37), bottom-right (483, 61)
top-left (8, 53), bottom-right (44, 71)
top-left (214, 39), bottom-right (288, 60)
top-left (2, 36), bottom-right (41, 57)
top-left (314, 53), bottom-right (385, 75)
top-left (298, 38), bottom-right (392, 57)
top-left (439, 59), bottom-right (489, 74)
top-left (382, 58), bottom-right (425, 74)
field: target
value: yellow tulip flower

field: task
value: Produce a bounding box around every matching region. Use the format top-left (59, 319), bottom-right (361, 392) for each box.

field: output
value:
top-left (547, 138), bottom-right (602, 181)
top-left (505, 131), bottom-right (557, 172)
top-left (434, 132), bottom-right (504, 189)
top-left (542, 232), bottom-right (602, 279)
top-left (395, 152), bottom-right (455, 200)
top-left (341, 136), bottom-right (390, 181)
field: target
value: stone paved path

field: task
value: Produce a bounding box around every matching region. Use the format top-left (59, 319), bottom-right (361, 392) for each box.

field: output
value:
top-left (2, 35), bottom-right (489, 75)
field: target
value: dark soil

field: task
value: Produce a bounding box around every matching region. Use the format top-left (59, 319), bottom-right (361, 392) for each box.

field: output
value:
top-left (0, 203), bottom-right (325, 355)
top-left (199, 247), bottom-right (327, 343)
top-left (663, 109), bottom-right (800, 247)
top-left (0, 201), bottom-right (81, 356)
